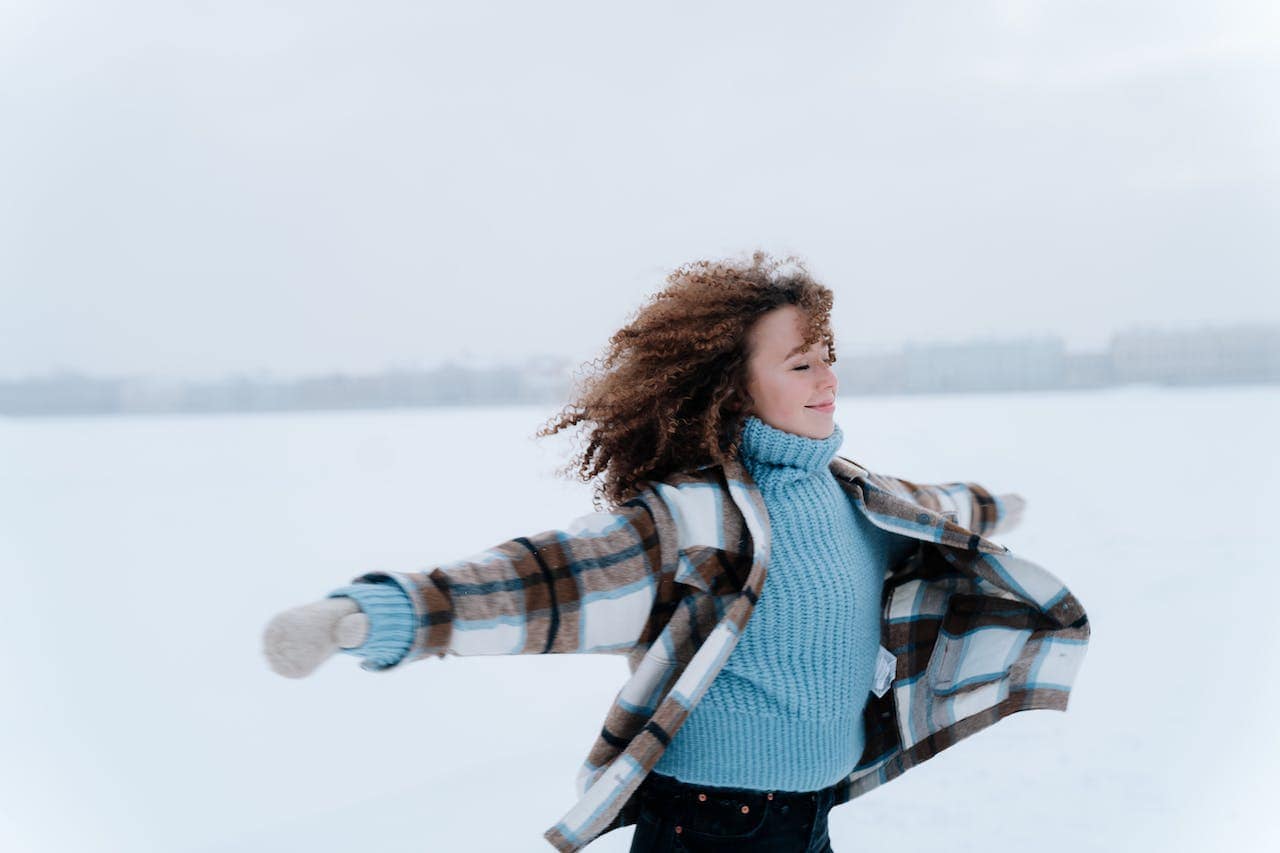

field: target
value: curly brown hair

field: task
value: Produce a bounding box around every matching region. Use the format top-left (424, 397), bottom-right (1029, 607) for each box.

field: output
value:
top-left (535, 250), bottom-right (837, 511)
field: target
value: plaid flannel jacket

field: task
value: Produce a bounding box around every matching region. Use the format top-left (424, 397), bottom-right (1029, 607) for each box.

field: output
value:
top-left (353, 453), bottom-right (1090, 852)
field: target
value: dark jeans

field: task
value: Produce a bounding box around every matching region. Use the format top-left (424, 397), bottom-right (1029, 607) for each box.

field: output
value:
top-left (629, 771), bottom-right (837, 853)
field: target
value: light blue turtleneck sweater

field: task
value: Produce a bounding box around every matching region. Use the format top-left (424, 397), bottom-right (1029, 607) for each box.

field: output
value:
top-left (330, 416), bottom-right (916, 791)
top-left (652, 415), bottom-right (916, 791)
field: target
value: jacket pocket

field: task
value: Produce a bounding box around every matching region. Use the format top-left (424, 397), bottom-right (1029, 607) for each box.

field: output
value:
top-left (926, 594), bottom-right (1039, 695)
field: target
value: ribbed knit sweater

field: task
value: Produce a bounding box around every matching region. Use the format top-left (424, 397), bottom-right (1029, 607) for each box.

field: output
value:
top-left (651, 415), bottom-right (916, 791)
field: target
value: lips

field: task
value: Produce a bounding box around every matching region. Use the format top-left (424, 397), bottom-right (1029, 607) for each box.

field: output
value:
top-left (806, 400), bottom-right (835, 411)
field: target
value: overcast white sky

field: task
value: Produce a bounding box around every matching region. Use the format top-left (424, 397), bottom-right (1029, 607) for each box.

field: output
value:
top-left (1, 0), bottom-right (1277, 382)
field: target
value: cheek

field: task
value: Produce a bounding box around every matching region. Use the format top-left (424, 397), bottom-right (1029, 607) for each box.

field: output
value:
top-left (749, 376), bottom-right (775, 406)
top-left (755, 371), bottom-right (810, 408)
top-left (794, 370), bottom-right (815, 387)
top-left (778, 374), bottom-right (811, 403)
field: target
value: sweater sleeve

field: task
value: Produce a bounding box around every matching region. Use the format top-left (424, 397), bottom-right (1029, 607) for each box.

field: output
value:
top-left (327, 580), bottom-right (416, 671)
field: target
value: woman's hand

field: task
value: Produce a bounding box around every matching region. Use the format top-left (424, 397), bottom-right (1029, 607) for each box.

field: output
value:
top-left (1000, 493), bottom-right (1027, 532)
top-left (262, 598), bottom-right (370, 679)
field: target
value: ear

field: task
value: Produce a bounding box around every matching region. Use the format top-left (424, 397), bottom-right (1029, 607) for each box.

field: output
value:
top-left (726, 388), bottom-right (751, 417)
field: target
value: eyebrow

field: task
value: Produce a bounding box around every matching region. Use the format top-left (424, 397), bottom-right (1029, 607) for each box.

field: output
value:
top-left (784, 342), bottom-right (821, 360)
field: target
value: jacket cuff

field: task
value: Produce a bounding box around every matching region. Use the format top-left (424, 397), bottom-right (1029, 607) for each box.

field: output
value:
top-left (327, 580), bottom-right (416, 671)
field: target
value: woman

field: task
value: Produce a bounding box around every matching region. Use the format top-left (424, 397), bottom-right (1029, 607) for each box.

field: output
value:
top-left (262, 251), bottom-right (1087, 853)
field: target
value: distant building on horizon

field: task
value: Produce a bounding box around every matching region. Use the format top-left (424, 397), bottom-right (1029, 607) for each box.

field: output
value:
top-left (1109, 324), bottom-right (1280, 386)
top-left (2, 323), bottom-right (1277, 416)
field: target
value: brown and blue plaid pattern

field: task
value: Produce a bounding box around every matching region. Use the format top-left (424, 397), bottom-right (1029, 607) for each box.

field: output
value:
top-left (350, 455), bottom-right (1090, 852)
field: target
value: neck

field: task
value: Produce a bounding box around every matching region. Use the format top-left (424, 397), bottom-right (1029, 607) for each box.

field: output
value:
top-left (737, 415), bottom-right (843, 479)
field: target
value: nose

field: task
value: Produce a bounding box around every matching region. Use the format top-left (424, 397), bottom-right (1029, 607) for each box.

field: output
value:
top-left (818, 362), bottom-right (838, 392)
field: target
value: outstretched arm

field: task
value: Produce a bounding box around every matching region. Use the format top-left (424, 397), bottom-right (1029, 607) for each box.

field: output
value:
top-left (865, 472), bottom-right (1025, 537)
top-left (263, 493), bottom-right (675, 676)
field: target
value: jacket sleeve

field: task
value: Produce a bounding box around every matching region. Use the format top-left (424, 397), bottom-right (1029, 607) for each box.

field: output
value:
top-left (865, 472), bottom-right (1024, 537)
top-left (337, 492), bottom-right (675, 671)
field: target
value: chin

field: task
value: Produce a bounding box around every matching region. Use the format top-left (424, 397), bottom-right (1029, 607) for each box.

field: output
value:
top-left (794, 422), bottom-right (834, 440)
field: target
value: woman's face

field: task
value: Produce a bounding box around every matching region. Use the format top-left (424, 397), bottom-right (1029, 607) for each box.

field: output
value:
top-left (742, 304), bottom-right (838, 439)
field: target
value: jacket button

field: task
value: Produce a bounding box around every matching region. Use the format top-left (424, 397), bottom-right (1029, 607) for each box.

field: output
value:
top-left (917, 512), bottom-right (931, 524)
top-left (766, 792), bottom-right (774, 800)
top-left (675, 826), bottom-right (682, 834)
top-left (740, 805), bottom-right (750, 814)
top-left (697, 793), bottom-right (707, 802)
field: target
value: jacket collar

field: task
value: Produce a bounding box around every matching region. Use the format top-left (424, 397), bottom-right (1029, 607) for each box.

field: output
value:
top-left (829, 453), bottom-right (871, 481)
top-left (712, 451), bottom-right (1007, 593)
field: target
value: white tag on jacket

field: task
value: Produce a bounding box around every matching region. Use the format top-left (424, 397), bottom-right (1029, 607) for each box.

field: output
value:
top-left (872, 644), bottom-right (896, 698)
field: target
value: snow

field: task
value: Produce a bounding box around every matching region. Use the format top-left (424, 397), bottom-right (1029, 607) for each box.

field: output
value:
top-left (1, 386), bottom-right (1276, 852)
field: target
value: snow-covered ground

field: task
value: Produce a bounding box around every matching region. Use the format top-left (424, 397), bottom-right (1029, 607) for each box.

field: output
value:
top-left (2, 386), bottom-right (1276, 852)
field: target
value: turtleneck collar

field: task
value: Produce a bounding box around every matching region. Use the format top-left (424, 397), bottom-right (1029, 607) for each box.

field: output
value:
top-left (738, 415), bottom-right (844, 479)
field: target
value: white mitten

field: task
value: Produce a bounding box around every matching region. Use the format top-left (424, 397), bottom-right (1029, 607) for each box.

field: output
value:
top-left (262, 597), bottom-right (371, 679)
top-left (999, 493), bottom-right (1027, 533)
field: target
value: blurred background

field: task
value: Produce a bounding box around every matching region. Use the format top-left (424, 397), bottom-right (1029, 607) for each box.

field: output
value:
top-left (1, 1), bottom-right (1277, 851)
